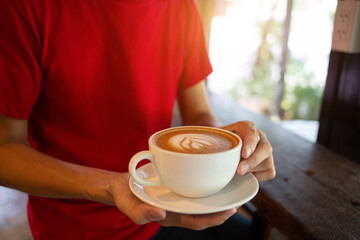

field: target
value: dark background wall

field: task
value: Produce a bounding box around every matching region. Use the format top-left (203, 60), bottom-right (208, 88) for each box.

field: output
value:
top-left (318, 51), bottom-right (360, 163)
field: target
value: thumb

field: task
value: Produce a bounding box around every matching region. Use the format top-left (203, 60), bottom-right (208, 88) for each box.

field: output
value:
top-left (119, 198), bottom-right (166, 225)
top-left (129, 203), bottom-right (166, 224)
top-left (110, 173), bottom-right (166, 224)
top-left (148, 208), bottom-right (167, 222)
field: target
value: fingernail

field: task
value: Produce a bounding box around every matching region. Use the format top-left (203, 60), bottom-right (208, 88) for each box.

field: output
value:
top-left (246, 145), bottom-right (252, 157)
top-left (241, 163), bottom-right (249, 174)
top-left (148, 210), bottom-right (164, 221)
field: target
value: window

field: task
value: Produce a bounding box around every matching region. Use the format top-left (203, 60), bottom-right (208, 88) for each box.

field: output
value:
top-left (207, 0), bottom-right (337, 142)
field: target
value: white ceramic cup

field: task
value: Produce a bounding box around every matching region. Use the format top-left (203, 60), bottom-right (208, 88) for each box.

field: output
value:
top-left (128, 126), bottom-right (242, 198)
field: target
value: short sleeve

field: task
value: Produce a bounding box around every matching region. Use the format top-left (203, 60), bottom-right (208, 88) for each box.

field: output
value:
top-left (177, 1), bottom-right (213, 91)
top-left (0, 1), bottom-right (43, 119)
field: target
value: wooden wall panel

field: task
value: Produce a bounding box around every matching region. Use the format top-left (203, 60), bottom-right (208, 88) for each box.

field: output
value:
top-left (318, 52), bottom-right (360, 162)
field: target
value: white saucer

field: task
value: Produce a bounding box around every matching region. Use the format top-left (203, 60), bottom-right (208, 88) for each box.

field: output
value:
top-left (129, 163), bottom-right (259, 214)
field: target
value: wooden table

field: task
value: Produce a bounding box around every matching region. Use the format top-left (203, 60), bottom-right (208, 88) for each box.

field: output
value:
top-left (207, 92), bottom-right (360, 240)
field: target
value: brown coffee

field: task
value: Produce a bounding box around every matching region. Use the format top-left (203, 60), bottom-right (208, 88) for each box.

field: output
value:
top-left (153, 127), bottom-right (238, 154)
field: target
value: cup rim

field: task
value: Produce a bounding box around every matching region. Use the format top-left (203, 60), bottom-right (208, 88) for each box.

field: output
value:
top-left (149, 126), bottom-right (242, 156)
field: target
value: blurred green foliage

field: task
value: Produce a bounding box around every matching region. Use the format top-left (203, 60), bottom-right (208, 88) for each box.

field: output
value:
top-left (282, 55), bottom-right (323, 120)
top-left (230, 1), bottom-right (324, 121)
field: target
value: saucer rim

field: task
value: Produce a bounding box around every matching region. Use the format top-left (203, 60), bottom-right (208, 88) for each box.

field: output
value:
top-left (128, 164), bottom-right (259, 214)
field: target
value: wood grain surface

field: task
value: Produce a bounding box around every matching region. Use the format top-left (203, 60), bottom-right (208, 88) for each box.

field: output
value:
top-left (208, 92), bottom-right (360, 240)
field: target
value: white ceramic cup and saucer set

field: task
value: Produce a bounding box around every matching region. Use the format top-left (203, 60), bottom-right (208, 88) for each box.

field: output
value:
top-left (128, 126), bottom-right (258, 214)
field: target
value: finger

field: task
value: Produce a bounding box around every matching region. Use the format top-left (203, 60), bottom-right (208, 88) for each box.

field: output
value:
top-left (183, 208), bottom-right (236, 230)
top-left (251, 155), bottom-right (274, 172)
top-left (240, 122), bottom-right (260, 158)
top-left (252, 168), bottom-right (276, 181)
top-left (222, 121), bottom-right (260, 158)
top-left (237, 131), bottom-right (272, 175)
top-left (112, 174), bottom-right (166, 224)
top-left (159, 208), bottom-right (236, 230)
top-left (120, 189), bottom-right (166, 224)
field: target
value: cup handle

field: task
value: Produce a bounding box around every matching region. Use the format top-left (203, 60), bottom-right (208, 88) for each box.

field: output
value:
top-left (128, 151), bottom-right (162, 186)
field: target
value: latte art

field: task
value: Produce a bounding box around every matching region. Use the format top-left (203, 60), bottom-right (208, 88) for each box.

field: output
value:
top-left (154, 128), bottom-right (238, 154)
top-left (168, 134), bottom-right (220, 153)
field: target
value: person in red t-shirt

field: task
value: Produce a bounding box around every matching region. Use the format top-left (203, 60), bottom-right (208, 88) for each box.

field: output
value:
top-left (0, 0), bottom-right (275, 239)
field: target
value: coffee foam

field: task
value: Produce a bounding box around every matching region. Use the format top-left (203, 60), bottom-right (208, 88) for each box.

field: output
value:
top-left (168, 133), bottom-right (220, 153)
top-left (154, 128), bottom-right (238, 154)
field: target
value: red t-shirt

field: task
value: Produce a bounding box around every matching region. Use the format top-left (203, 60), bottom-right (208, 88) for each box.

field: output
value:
top-left (0, 0), bottom-right (212, 239)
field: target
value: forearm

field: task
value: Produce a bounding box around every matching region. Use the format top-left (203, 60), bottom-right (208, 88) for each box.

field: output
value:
top-left (0, 142), bottom-right (116, 205)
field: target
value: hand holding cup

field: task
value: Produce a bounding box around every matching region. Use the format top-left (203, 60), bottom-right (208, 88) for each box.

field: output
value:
top-left (129, 126), bottom-right (242, 198)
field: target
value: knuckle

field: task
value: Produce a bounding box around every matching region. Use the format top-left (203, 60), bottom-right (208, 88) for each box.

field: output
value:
top-left (264, 158), bottom-right (273, 169)
top-left (271, 170), bottom-right (276, 179)
top-left (248, 128), bottom-right (257, 135)
top-left (245, 120), bottom-right (256, 128)
top-left (259, 130), bottom-right (269, 142)
top-left (262, 140), bottom-right (273, 153)
top-left (268, 144), bottom-right (273, 153)
top-left (246, 128), bottom-right (258, 139)
top-left (268, 168), bottom-right (276, 179)
top-left (260, 131), bottom-right (267, 138)
top-left (240, 120), bottom-right (256, 130)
